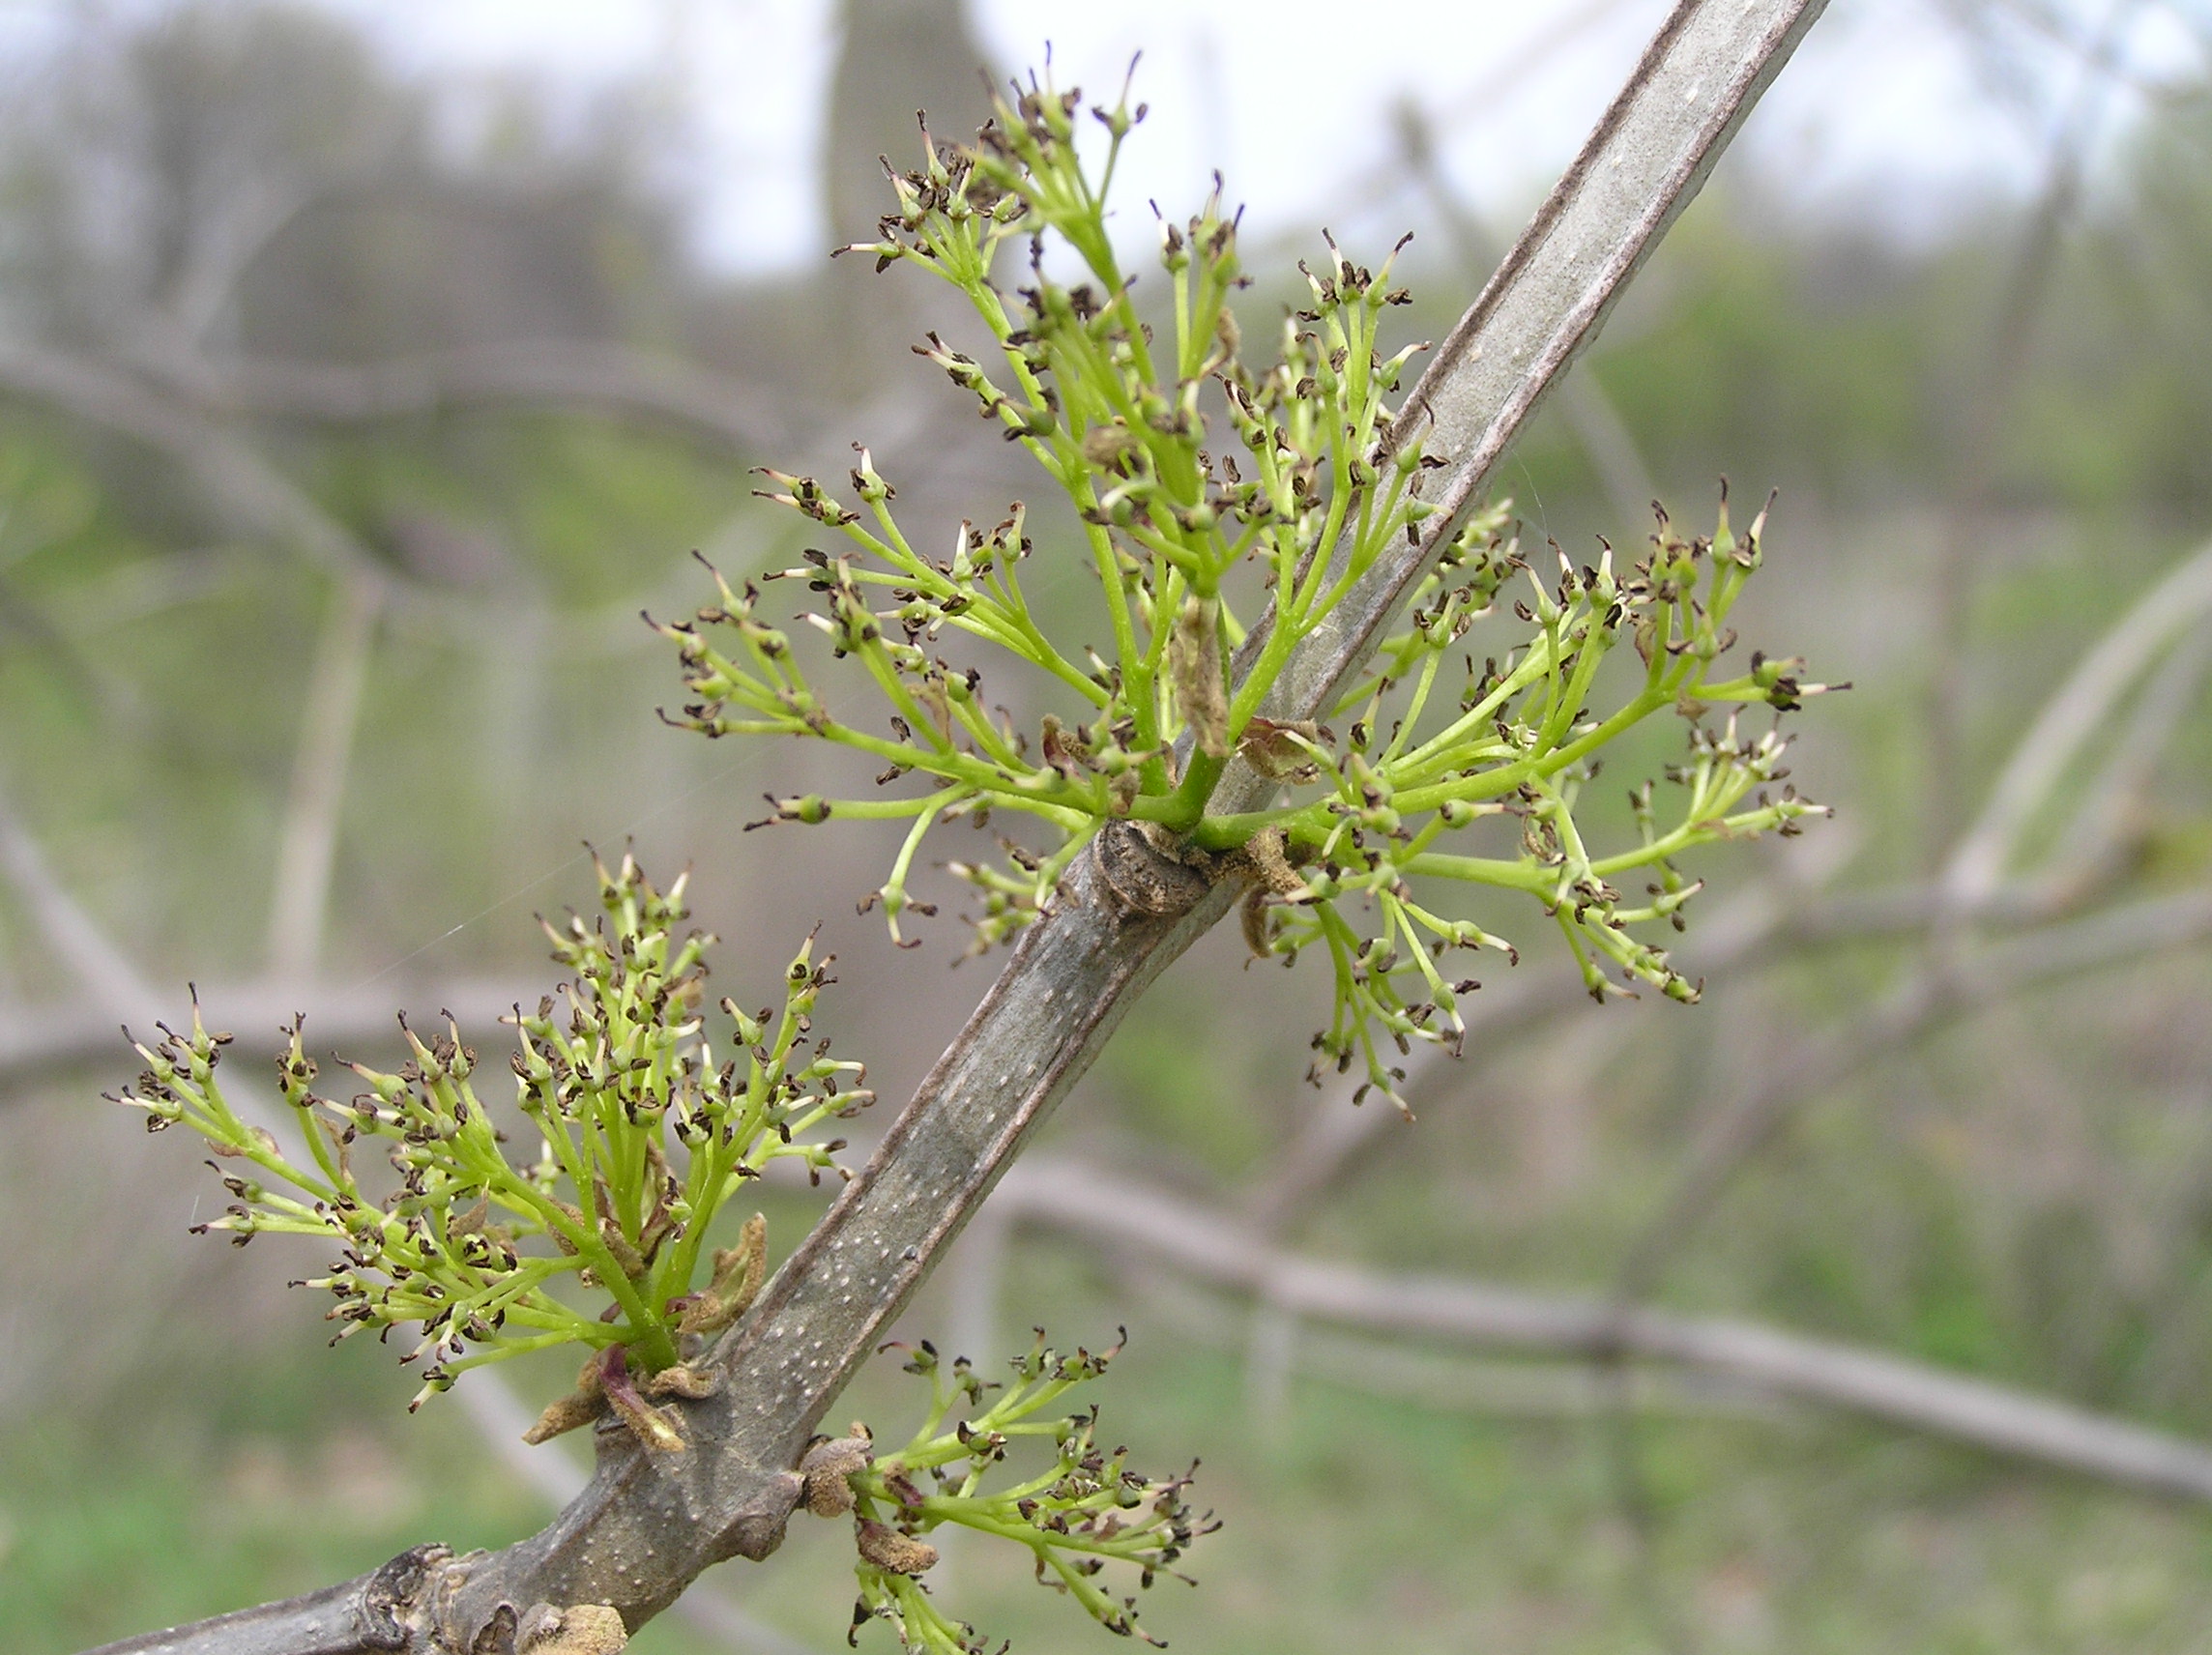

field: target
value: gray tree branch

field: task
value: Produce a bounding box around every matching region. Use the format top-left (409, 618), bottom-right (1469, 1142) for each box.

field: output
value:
top-left (992, 1155), bottom-right (2212, 1503)
top-left (0, 771), bottom-right (156, 1017)
top-left (1393, 98), bottom-right (1659, 530)
top-left (205, 342), bottom-right (792, 452)
top-left (1944, 535), bottom-right (2212, 908)
top-left (1614, 882), bottom-right (2212, 1301)
top-left (452, 1377), bottom-right (826, 1655)
top-left (266, 567), bottom-right (385, 982)
top-left (0, 337), bottom-right (380, 579)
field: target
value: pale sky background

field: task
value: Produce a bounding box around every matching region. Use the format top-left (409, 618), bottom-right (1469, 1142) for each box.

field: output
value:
top-left (3, 0), bottom-right (2206, 273)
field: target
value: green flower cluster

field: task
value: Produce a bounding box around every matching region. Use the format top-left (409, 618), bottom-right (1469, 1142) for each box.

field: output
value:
top-left (1248, 494), bottom-right (1837, 1102)
top-left (655, 66), bottom-right (1437, 957)
top-left (112, 854), bottom-right (868, 1415)
top-left (655, 66), bottom-right (1837, 1109)
top-left (810, 1332), bottom-right (1211, 1654)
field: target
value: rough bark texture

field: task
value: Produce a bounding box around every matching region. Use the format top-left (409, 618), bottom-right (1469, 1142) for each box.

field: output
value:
top-left (77, 2), bottom-right (1829, 1647)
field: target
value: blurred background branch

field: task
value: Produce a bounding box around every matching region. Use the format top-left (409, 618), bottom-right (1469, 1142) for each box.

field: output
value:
top-left (995, 1154), bottom-right (2212, 1501)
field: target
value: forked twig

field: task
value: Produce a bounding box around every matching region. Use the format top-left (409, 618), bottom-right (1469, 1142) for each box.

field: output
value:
top-left (1945, 536), bottom-right (2212, 907)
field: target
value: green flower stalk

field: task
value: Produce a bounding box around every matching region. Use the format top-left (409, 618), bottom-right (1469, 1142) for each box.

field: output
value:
top-left (112, 853), bottom-right (871, 1427)
top-left (797, 1331), bottom-right (1213, 1655)
top-left (655, 66), bottom-right (1843, 1111)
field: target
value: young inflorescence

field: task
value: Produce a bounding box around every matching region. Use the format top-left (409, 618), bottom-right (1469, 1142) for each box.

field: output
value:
top-left (111, 853), bottom-right (870, 1426)
top-left (796, 1330), bottom-right (1214, 1655)
top-left (653, 64), bottom-right (1841, 1112)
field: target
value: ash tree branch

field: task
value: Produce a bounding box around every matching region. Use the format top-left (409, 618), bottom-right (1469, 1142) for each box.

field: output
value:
top-left (992, 1155), bottom-right (2212, 1504)
top-left (1230, 0), bottom-right (1827, 740)
top-left (451, 1378), bottom-right (827, 1655)
top-left (0, 337), bottom-right (384, 581)
top-left (1944, 536), bottom-right (2212, 909)
top-left (203, 342), bottom-right (793, 452)
top-left (1392, 98), bottom-right (1659, 531)
top-left (1613, 882), bottom-right (2212, 1302)
top-left (0, 770), bottom-right (156, 1018)
top-left (76, 4), bottom-right (1832, 1649)
top-left (265, 568), bottom-right (384, 983)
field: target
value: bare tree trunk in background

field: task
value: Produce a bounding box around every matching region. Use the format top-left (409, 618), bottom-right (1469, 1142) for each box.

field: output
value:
top-left (820, 0), bottom-right (997, 401)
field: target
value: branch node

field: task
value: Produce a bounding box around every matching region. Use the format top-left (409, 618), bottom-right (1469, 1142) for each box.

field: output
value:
top-left (1094, 821), bottom-right (1215, 918)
